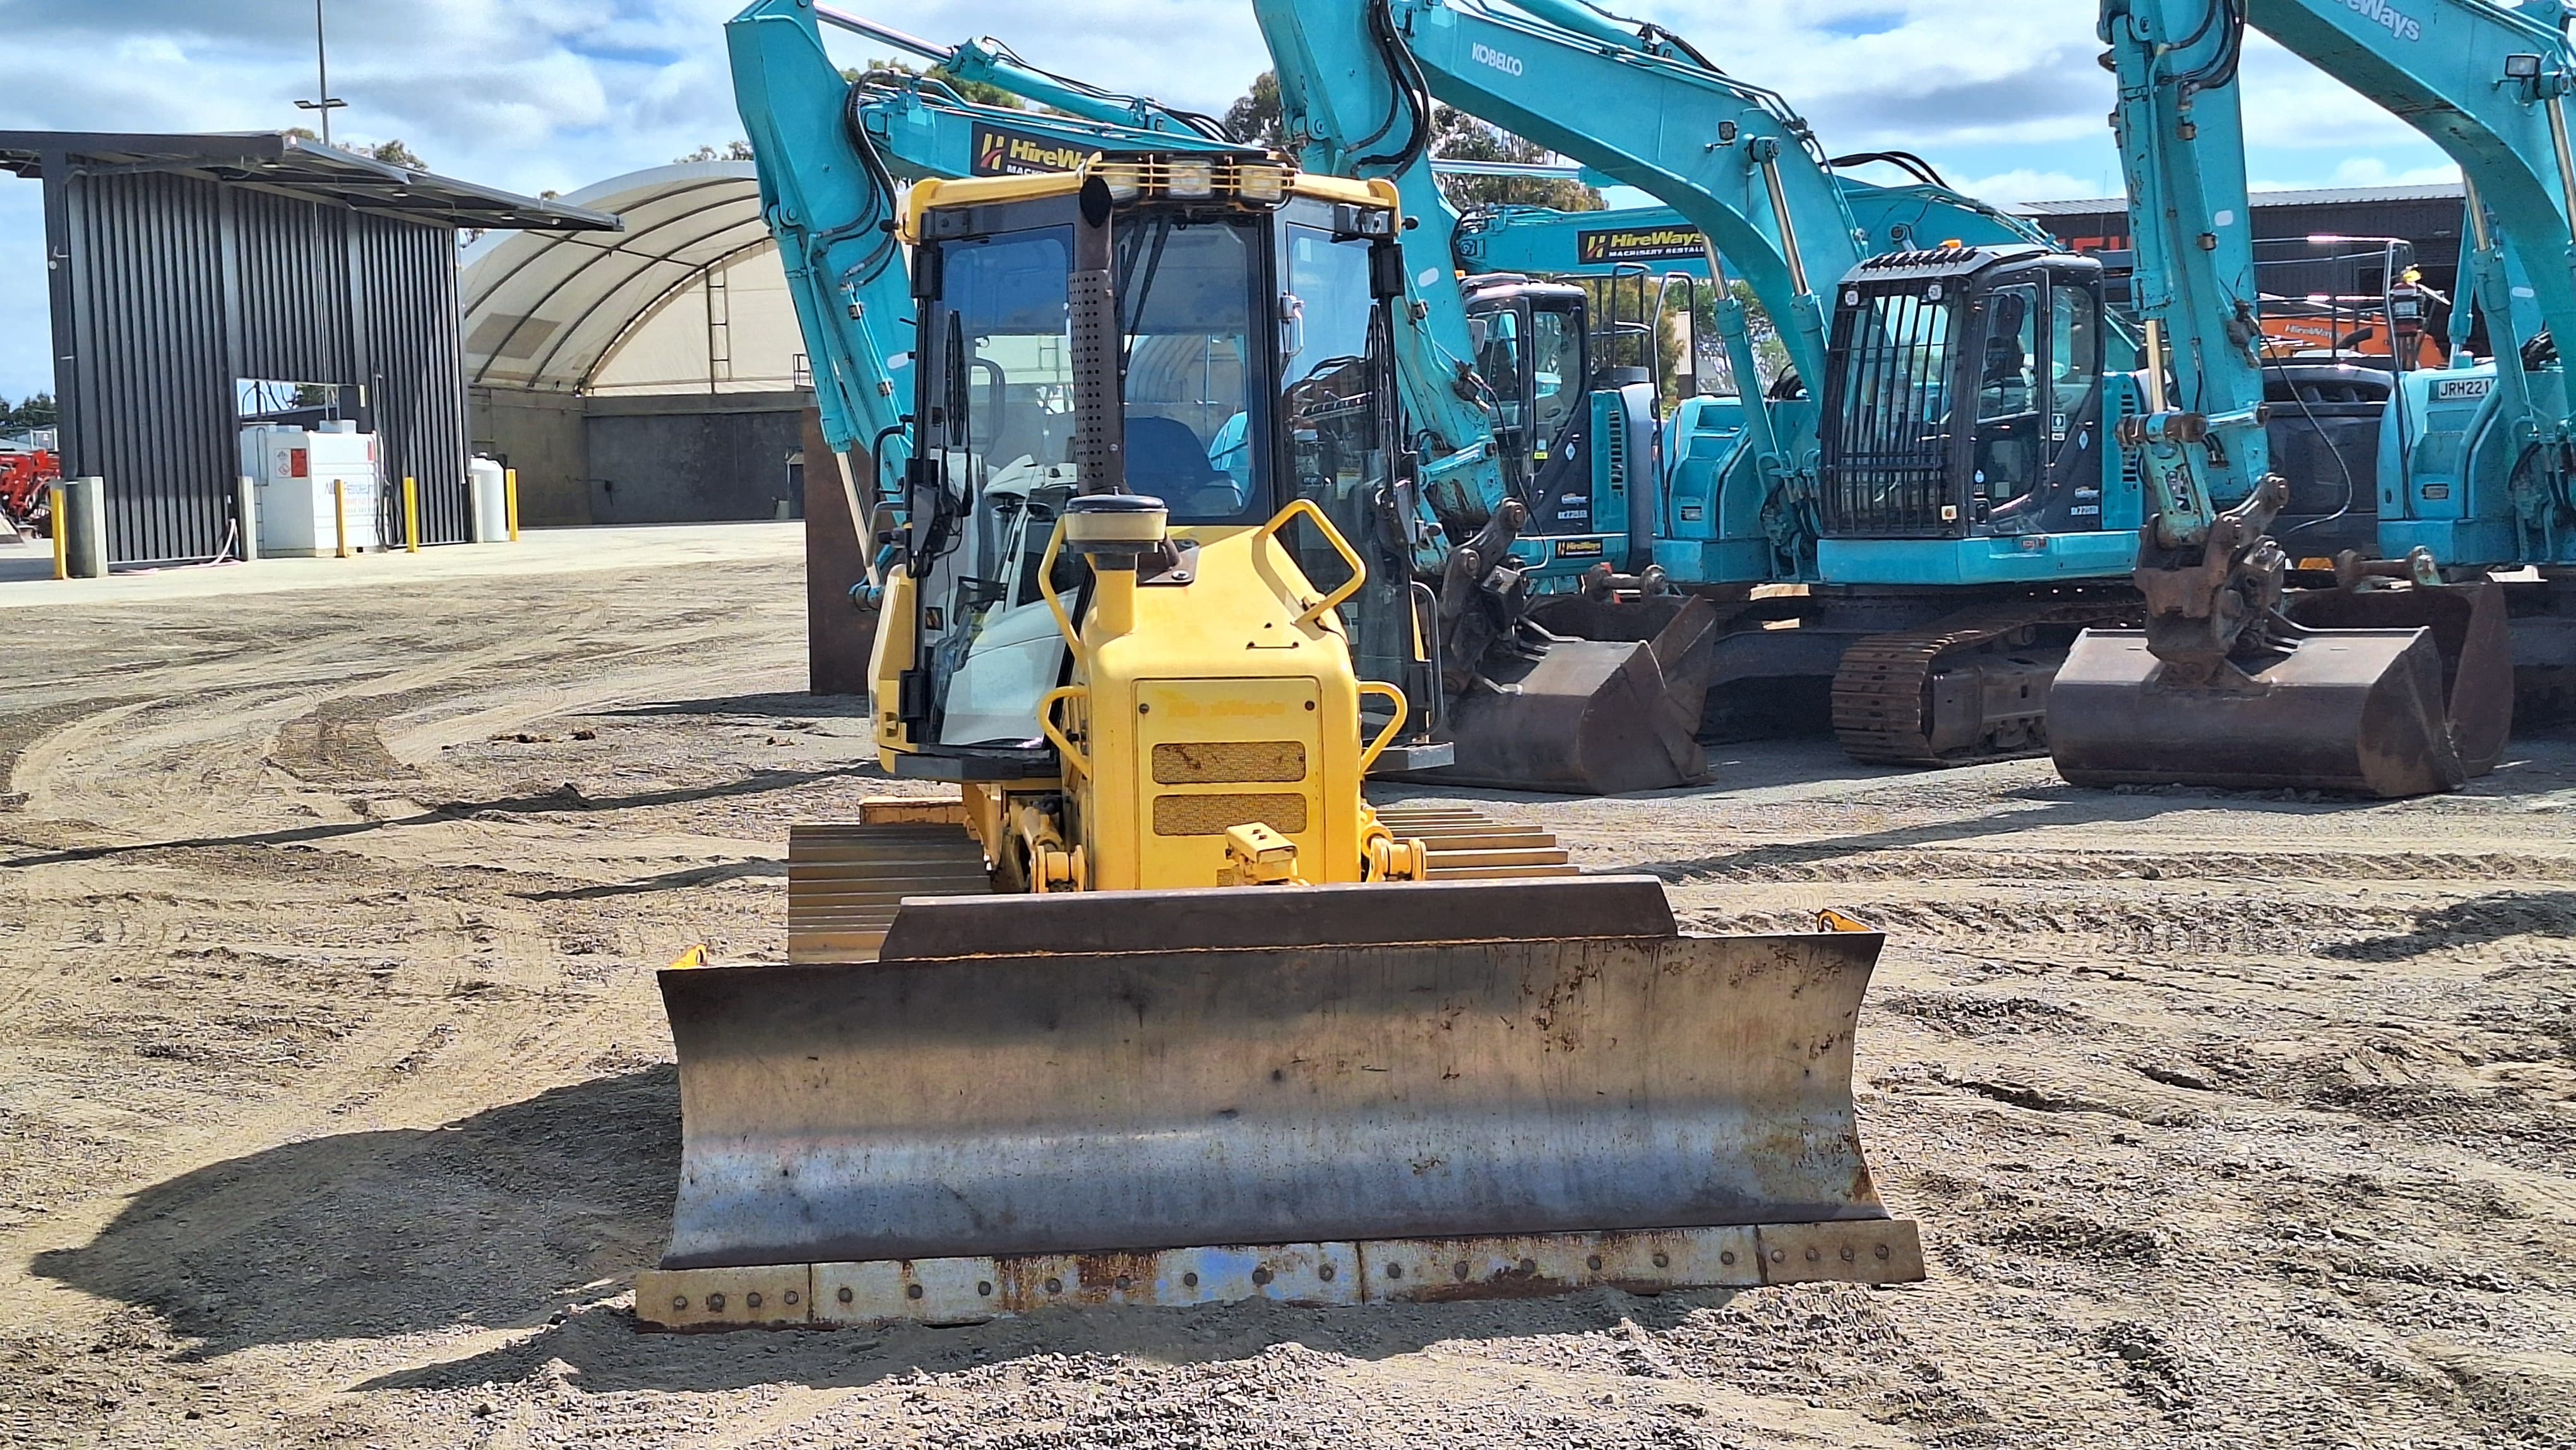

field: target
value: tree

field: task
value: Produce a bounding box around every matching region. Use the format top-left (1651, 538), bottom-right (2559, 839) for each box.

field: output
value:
top-left (676, 141), bottom-right (757, 164)
top-left (1, 393), bottom-right (59, 433)
top-left (1224, 71), bottom-right (1287, 150)
top-left (1428, 106), bottom-right (1600, 212)
top-left (846, 57), bottom-right (1023, 109)
top-left (367, 139), bottom-right (426, 171)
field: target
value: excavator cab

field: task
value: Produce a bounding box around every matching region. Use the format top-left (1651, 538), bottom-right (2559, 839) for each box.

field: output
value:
top-left (1819, 246), bottom-right (2119, 544)
top-left (1462, 275), bottom-right (1605, 535)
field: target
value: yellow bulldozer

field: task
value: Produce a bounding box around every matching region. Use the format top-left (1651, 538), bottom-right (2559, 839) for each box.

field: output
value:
top-left (635, 153), bottom-right (1919, 1330)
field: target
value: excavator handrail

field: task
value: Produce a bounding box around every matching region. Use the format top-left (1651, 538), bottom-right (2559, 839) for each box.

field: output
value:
top-left (1255, 497), bottom-right (1369, 631)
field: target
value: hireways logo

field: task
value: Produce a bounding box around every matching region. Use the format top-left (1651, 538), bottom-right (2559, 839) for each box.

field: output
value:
top-left (2342, 0), bottom-right (2421, 42)
top-left (1470, 42), bottom-right (1525, 76)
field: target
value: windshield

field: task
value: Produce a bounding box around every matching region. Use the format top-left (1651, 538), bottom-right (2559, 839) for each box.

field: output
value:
top-left (1115, 217), bottom-right (1269, 522)
top-left (924, 218), bottom-right (1270, 527)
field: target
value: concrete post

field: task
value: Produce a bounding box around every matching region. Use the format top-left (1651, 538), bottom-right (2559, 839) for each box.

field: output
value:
top-left (61, 476), bottom-right (107, 578)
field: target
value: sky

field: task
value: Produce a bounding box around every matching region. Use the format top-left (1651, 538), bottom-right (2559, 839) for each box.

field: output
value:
top-left (0, 0), bottom-right (2465, 403)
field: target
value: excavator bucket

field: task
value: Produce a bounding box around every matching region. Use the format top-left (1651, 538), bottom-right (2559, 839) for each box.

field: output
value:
top-left (2281, 578), bottom-right (2514, 778)
top-left (1438, 600), bottom-right (1720, 795)
top-left (637, 874), bottom-right (1920, 1329)
top-left (2048, 625), bottom-right (2467, 798)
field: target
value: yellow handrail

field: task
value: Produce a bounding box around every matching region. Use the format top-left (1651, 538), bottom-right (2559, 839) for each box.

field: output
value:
top-left (1039, 685), bottom-right (1090, 776)
top-left (1356, 681), bottom-right (1409, 776)
top-left (1033, 517), bottom-right (1085, 662)
top-left (1253, 497), bottom-right (1366, 631)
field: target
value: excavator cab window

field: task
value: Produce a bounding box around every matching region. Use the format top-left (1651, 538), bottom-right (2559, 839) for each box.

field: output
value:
top-left (1822, 249), bottom-right (2108, 539)
top-left (1530, 301), bottom-right (1585, 452)
top-left (1471, 302), bottom-right (1530, 490)
top-left (1972, 282), bottom-right (2042, 513)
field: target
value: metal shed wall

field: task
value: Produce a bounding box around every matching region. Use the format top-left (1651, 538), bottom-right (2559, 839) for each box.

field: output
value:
top-left (45, 166), bottom-right (470, 563)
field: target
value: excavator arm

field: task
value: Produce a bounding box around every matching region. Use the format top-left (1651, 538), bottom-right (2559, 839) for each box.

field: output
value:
top-left (2051, 0), bottom-right (2527, 796)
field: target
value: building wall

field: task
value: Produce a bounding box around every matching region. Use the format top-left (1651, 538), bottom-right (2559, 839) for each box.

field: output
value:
top-left (587, 247), bottom-right (807, 397)
top-left (581, 391), bottom-right (809, 524)
top-left (469, 386), bottom-right (589, 525)
top-left (2027, 196), bottom-right (2467, 302)
top-left (43, 164), bottom-right (469, 563)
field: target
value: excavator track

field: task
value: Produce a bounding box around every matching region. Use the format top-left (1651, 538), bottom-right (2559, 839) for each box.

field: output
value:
top-left (1832, 600), bottom-right (2140, 767)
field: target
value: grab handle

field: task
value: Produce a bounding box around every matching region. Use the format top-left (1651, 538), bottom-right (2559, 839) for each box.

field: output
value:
top-left (1035, 518), bottom-right (1084, 660)
top-left (1039, 685), bottom-right (1090, 776)
top-left (1356, 681), bottom-right (1409, 776)
top-left (1254, 497), bottom-right (1367, 631)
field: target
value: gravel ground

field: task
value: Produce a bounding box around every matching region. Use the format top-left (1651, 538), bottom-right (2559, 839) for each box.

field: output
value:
top-left (2, 527), bottom-right (2571, 1449)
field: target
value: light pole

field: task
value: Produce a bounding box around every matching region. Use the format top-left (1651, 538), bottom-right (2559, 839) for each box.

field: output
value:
top-left (294, 0), bottom-right (345, 145)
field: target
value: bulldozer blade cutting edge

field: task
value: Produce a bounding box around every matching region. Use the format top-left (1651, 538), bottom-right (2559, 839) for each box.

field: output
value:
top-left (1438, 604), bottom-right (1719, 796)
top-left (2048, 626), bottom-right (2466, 798)
top-left (646, 876), bottom-right (1914, 1327)
top-left (636, 1218), bottom-right (1927, 1330)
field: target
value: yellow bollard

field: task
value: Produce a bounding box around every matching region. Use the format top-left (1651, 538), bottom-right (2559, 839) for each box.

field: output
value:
top-left (49, 484), bottom-right (66, 580)
top-left (504, 467), bottom-right (520, 542)
top-left (403, 476), bottom-right (420, 554)
top-left (334, 479), bottom-right (350, 558)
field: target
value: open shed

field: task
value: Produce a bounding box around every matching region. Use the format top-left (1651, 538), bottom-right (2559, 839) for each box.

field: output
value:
top-left (0, 129), bottom-right (616, 564)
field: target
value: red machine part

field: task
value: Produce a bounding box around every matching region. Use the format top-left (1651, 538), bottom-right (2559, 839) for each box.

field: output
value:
top-left (0, 448), bottom-right (62, 529)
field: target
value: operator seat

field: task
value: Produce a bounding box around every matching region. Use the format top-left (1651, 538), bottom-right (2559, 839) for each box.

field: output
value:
top-left (1124, 414), bottom-right (1244, 515)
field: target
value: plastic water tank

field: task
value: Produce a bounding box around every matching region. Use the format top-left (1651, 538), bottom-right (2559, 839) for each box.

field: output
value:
top-left (468, 457), bottom-right (510, 542)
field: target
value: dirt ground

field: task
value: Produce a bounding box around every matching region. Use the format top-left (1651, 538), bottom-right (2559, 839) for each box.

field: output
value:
top-left (2, 525), bottom-right (2571, 1449)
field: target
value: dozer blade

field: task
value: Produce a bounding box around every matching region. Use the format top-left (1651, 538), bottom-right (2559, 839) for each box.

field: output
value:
top-left (1440, 601), bottom-right (1719, 795)
top-left (2048, 626), bottom-right (2466, 798)
top-left (639, 875), bottom-right (1919, 1330)
top-left (2283, 580), bottom-right (2513, 777)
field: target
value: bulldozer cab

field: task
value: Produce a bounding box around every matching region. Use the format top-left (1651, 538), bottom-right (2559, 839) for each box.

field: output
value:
top-left (886, 157), bottom-right (1435, 773)
top-left (1819, 246), bottom-right (2113, 540)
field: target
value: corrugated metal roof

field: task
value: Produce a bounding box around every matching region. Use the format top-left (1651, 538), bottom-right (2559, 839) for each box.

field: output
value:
top-left (460, 162), bottom-right (772, 394)
top-left (0, 131), bottom-right (618, 232)
top-left (2015, 180), bottom-right (2464, 217)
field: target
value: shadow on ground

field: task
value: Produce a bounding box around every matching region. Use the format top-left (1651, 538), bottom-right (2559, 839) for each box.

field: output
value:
top-left (2321, 889), bottom-right (2576, 961)
top-left (32, 1069), bottom-right (681, 1358)
top-left (594, 692), bottom-right (869, 721)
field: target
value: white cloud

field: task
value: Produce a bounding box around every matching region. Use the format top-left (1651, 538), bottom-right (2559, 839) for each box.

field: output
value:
top-left (0, 0), bottom-right (2505, 400)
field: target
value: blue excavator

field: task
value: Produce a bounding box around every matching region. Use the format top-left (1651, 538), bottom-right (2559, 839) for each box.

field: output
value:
top-left (1256, 0), bottom-right (2189, 766)
top-left (2051, 0), bottom-right (2575, 795)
